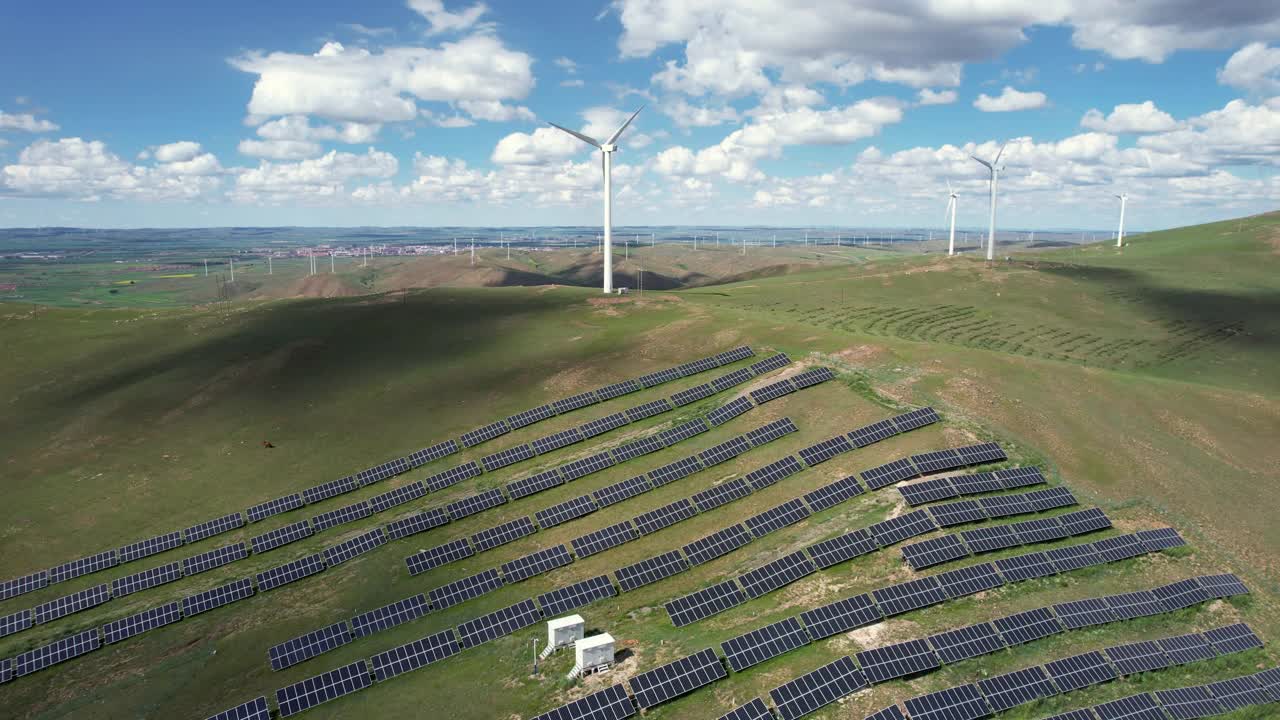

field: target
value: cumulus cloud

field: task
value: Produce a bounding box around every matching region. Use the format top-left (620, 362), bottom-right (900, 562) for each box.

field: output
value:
top-left (407, 0), bottom-right (488, 35)
top-left (0, 111), bottom-right (59, 133)
top-left (974, 86), bottom-right (1048, 112)
top-left (238, 139), bottom-right (324, 160)
top-left (1, 137), bottom-right (221, 200)
top-left (256, 115), bottom-right (382, 143)
top-left (1080, 101), bottom-right (1178, 133)
top-left (660, 98), bottom-right (740, 128)
top-left (230, 148), bottom-right (397, 203)
top-left (1218, 42), bottom-right (1280, 94)
top-left (457, 99), bottom-right (535, 122)
top-left (917, 89), bottom-right (958, 106)
top-left (150, 141), bottom-right (203, 163)
top-left (491, 127), bottom-right (581, 165)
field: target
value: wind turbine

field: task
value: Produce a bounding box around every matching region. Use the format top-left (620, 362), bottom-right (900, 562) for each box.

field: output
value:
top-left (971, 142), bottom-right (1007, 261)
top-left (945, 180), bottom-right (958, 256)
top-left (1114, 193), bottom-right (1128, 247)
top-left (548, 106), bottom-right (644, 294)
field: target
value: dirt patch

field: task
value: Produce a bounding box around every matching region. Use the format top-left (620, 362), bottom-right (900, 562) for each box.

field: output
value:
top-left (285, 274), bottom-right (358, 298)
top-left (848, 622), bottom-right (888, 648)
top-left (834, 345), bottom-right (889, 364)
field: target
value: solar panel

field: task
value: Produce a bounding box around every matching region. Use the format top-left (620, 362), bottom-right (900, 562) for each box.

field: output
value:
top-left (554, 391), bottom-right (600, 415)
top-left (748, 353), bottom-right (790, 374)
top-left (0, 657), bottom-right (9, 684)
top-left (873, 576), bottom-right (947, 616)
top-left (1159, 632), bottom-right (1217, 665)
top-left (593, 475), bottom-right (653, 507)
top-left (579, 412), bottom-right (630, 439)
top-left (925, 622), bottom-right (1008, 664)
top-left (691, 478), bottom-right (753, 512)
top-left (994, 607), bottom-right (1063, 645)
top-left (251, 520), bottom-right (314, 554)
top-left (369, 481), bottom-right (427, 514)
top-left (559, 451), bottom-right (616, 481)
top-left (857, 638), bottom-right (940, 684)
top-left (481, 443), bottom-right (535, 471)
top-left (425, 461), bottom-right (483, 492)
top-left (183, 541), bottom-right (248, 576)
top-left (14, 628), bottom-right (101, 677)
top-left (598, 378), bottom-right (643, 401)
top-left (950, 472), bottom-right (1003, 495)
top-left (247, 494), bottom-right (305, 524)
top-left (385, 508), bottom-right (450, 541)
top-left (721, 617), bottom-right (810, 672)
top-left (1026, 486), bottom-right (1078, 511)
top-left (865, 706), bottom-right (908, 720)
top-left (978, 492), bottom-right (1037, 519)
top-left (891, 406), bottom-right (941, 432)
top-left (862, 458), bottom-right (919, 489)
top-left (405, 538), bottom-right (474, 576)
top-left (717, 698), bottom-right (773, 720)
top-left (1011, 517), bottom-right (1071, 544)
top-left (716, 346), bottom-right (756, 365)
top-left (749, 378), bottom-right (797, 404)
top-left (612, 435), bottom-right (666, 462)
top-left (206, 696), bottom-right (271, 720)
top-left (633, 498), bottom-right (698, 535)
top-left (1208, 676), bottom-right (1271, 711)
top-left (648, 456), bottom-right (703, 487)
top-left (472, 516), bottom-right (537, 552)
top-left (0, 570), bottom-right (48, 602)
top-left (638, 368), bottom-right (683, 387)
top-left (537, 575), bottom-right (617, 617)
top-left (311, 500), bottom-right (372, 531)
top-left (355, 457), bottom-right (410, 485)
top-left (800, 593), bottom-right (883, 639)
top-left (111, 561), bottom-right (182, 597)
top-left (118, 530), bottom-right (184, 564)
top-left (536, 494), bottom-right (598, 528)
top-left (1093, 533), bottom-right (1147, 562)
top-left (1105, 640), bottom-right (1170, 675)
top-left (960, 524), bottom-right (1021, 553)
top-left (936, 562), bottom-right (1004, 598)
top-left (1205, 623), bottom-right (1263, 655)
top-left (405, 439), bottom-right (459, 468)
top-left (507, 469), bottom-right (565, 501)
top-left (930, 499), bottom-right (988, 527)
top-left (1042, 712), bottom-right (1096, 720)
top-left (531, 683), bottom-right (636, 720)
top-left (614, 550), bottom-right (690, 592)
top-left (955, 442), bottom-right (1006, 465)
top-left (1104, 590), bottom-right (1165, 621)
top-left (899, 478), bottom-right (960, 506)
top-left (869, 509), bottom-right (937, 546)
top-left (1046, 543), bottom-right (1105, 572)
top-left (739, 551), bottom-right (816, 599)
top-left (797, 435), bottom-right (855, 466)
top-left (255, 553), bottom-right (326, 592)
top-left (1254, 666), bottom-right (1280, 696)
top-left (572, 520), bottom-right (638, 558)
top-left (904, 684), bottom-right (991, 720)
top-left (807, 528), bottom-right (879, 569)
top-left (625, 399), bottom-right (673, 423)
top-left (302, 475), bottom-right (358, 505)
top-left (770, 656), bottom-right (866, 720)
top-left (995, 466), bottom-right (1046, 489)
top-left (369, 629), bottom-right (460, 682)
top-left (460, 420), bottom-right (511, 447)
top-left (790, 367), bottom-right (835, 389)
top-left (0, 609), bottom-right (32, 639)
top-left (699, 436), bottom-right (752, 468)
top-left (1043, 650), bottom-right (1117, 692)
top-left (671, 383), bottom-right (717, 407)
top-left (995, 551), bottom-right (1058, 582)
top-left (745, 499), bottom-right (811, 539)
top-left (1094, 693), bottom-right (1164, 720)
top-left (446, 488), bottom-right (507, 520)
top-left (184, 513), bottom-right (245, 544)
top-left (799, 478), bottom-right (864, 515)
top-left (1053, 597), bottom-right (1119, 629)
top-left (502, 544), bottom-right (573, 583)
top-left (275, 660), bottom-right (371, 717)
top-left (710, 368), bottom-right (755, 394)
top-left (430, 568), bottom-right (504, 610)
top-left (902, 535), bottom-right (970, 570)
top-left (848, 418), bottom-right (900, 448)
top-left (324, 528), bottom-right (386, 567)
top-left (47, 550), bottom-right (118, 588)
top-left (910, 448), bottom-right (964, 475)
top-left (683, 524), bottom-right (753, 566)
top-left (707, 396), bottom-right (754, 426)
top-left (1154, 686), bottom-right (1226, 720)
top-left (1197, 573), bottom-right (1249, 598)
top-left (627, 648), bottom-right (727, 708)
top-left (457, 598), bottom-right (541, 649)
top-left (1152, 578), bottom-right (1212, 610)
top-left (269, 621), bottom-right (353, 671)
top-left (351, 593), bottom-right (429, 638)
top-left (744, 455), bottom-right (804, 492)
top-left (659, 418), bottom-right (711, 447)
top-left (183, 577), bottom-right (255, 617)
top-left (1135, 527), bottom-right (1186, 552)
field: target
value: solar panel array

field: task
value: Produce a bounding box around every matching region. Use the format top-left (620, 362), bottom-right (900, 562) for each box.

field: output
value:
top-left (456, 599), bottom-right (541, 649)
top-left (899, 466), bottom-right (1047, 506)
top-left (118, 531), bottom-right (184, 563)
top-left (302, 475), bottom-right (358, 505)
top-left (900, 507), bottom-right (1110, 570)
top-left (323, 529), bottom-right (386, 566)
top-left (506, 404), bottom-right (556, 430)
top-left (247, 494), bottom-right (306, 524)
top-left (369, 629), bottom-right (460, 682)
top-left (251, 520), bottom-right (314, 554)
top-left (257, 553), bottom-right (327, 592)
top-left (629, 648), bottom-right (727, 708)
top-left (275, 660), bottom-right (371, 717)
top-left (269, 621), bottom-right (352, 671)
top-left (770, 656), bottom-right (866, 720)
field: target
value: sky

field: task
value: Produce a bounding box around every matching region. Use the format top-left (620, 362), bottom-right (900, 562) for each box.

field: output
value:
top-left (1, 0), bottom-right (1278, 230)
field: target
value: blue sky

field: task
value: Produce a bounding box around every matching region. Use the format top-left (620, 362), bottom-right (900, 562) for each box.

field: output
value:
top-left (1, 0), bottom-right (1277, 229)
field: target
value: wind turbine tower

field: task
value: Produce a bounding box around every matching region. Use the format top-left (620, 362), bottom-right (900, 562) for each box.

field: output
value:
top-left (946, 180), bottom-right (958, 256)
top-left (971, 143), bottom-right (1007, 261)
top-left (548, 106), bottom-right (644, 293)
top-left (1115, 193), bottom-right (1128, 247)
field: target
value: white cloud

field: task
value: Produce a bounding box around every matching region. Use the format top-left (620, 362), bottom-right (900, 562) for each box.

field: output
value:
top-left (344, 23), bottom-right (394, 37)
top-left (491, 127), bottom-right (581, 165)
top-left (231, 148), bottom-right (397, 203)
top-left (974, 86), bottom-right (1048, 112)
top-left (1, 137), bottom-right (221, 200)
top-left (917, 89), bottom-right (958, 106)
top-left (457, 99), bottom-right (535, 122)
top-left (1080, 101), bottom-right (1178, 133)
top-left (1138, 97), bottom-right (1280, 167)
top-left (1218, 42), bottom-right (1280, 94)
top-left (652, 146), bottom-right (696, 176)
top-left (256, 115), bottom-right (382, 143)
top-left (238, 139), bottom-right (324, 160)
top-left (406, 0), bottom-right (488, 35)
top-left (554, 56), bottom-right (578, 73)
top-left (871, 63), bottom-right (963, 88)
top-left (150, 141), bottom-right (203, 163)
top-left (660, 98), bottom-right (740, 128)
top-left (0, 111), bottom-right (59, 133)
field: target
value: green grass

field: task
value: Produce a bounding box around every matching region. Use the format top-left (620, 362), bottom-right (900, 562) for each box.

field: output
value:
top-left (1, 214), bottom-right (1278, 719)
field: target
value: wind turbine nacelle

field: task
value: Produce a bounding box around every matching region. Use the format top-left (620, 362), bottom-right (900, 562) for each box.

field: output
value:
top-left (600, 144), bottom-right (617, 153)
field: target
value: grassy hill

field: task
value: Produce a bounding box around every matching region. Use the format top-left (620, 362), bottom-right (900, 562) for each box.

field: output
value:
top-left (1, 213), bottom-right (1277, 719)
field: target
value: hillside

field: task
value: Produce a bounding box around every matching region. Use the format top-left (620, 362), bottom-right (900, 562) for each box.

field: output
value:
top-left (0, 213), bottom-right (1277, 719)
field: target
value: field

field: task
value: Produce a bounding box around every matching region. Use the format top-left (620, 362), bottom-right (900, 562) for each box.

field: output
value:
top-left (1, 213), bottom-right (1277, 719)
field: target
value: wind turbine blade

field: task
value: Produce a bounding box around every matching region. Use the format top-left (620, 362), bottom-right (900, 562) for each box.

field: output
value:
top-left (994, 142), bottom-right (1008, 164)
top-left (547, 122), bottom-right (601, 149)
top-left (970, 155), bottom-right (992, 170)
top-left (605, 106), bottom-right (644, 146)
top-left (946, 178), bottom-right (953, 194)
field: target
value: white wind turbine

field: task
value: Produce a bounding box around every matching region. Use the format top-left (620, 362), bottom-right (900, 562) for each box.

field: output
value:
top-left (548, 106), bottom-right (644, 294)
top-left (945, 180), bottom-right (958, 256)
top-left (971, 142), bottom-right (1007, 261)
top-left (1115, 192), bottom-right (1128, 247)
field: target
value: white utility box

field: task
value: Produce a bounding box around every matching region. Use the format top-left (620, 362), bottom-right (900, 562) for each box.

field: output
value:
top-left (575, 633), bottom-right (615, 673)
top-left (547, 615), bottom-right (585, 650)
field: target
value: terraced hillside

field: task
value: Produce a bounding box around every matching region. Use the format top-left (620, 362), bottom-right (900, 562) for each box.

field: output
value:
top-left (0, 214), bottom-right (1277, 719)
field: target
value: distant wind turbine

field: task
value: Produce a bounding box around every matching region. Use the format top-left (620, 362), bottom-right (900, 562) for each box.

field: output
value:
top-left (1115, 193), bottom-right (1128, 247)
top-left (945, 180), bottom-right (958, 256)
top-left (548, 106), bottom-right (644, 294)
top-left (971, 142), bottom-right (1007, 261)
